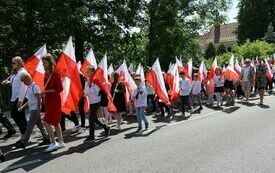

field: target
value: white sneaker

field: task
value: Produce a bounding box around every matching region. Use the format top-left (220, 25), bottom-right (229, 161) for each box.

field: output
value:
top-left (55, 142), bottom-right (65, 150)
top-left (72, 125), bottom-right (81, 133)
top-left (45, 143), bottom-right (57, 152)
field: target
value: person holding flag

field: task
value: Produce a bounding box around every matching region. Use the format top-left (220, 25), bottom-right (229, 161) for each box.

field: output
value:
top-left (179, 71), bottom-right (192, 117)
top-left (42, 54), bottom-right (65, 152)
top-left (240, 59), bottom-right (254, 101)
top-left (214, 68), bottom-right (225, 108)
top-left (111, 72), bottom-right (126, 130)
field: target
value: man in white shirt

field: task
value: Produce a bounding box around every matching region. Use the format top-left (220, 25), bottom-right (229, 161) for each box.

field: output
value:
top-left (2, 56), bottom-right (28, 138)
top-left (179, 71), bottom-right (192, 116)
top-left (241, 59), bottom-right (255, 101)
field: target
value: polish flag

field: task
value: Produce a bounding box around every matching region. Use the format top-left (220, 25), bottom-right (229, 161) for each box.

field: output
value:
top-left (55, 36), bottom-right (83, 114)
top-left (146, 59), bottom-right (170, 106)
top-left (117, 60), bottom-right (137, 104)
top-left (128, 63), bottom-right (134, 73)
top-left (136, 63), bottom-right (145, 84)
top-left (92, 54), bottom-right (117, 112)
top-left (198, 60), bottom-right (207, 82)
top-left (166, 63), bottom-right (179, 102)
top-left (77, 61), bottom-right (83, 75)
top-left (185, 58), bottom-right (193, 80)
top-left (223, 54), bottom-right (239, 81)
top-left (240, 58), bottom-right (244, 67)
top-left (24, 44), bottom-right (47, 90)
top-left (176, 57), bottom-right (184, 72)
top-left (80, 48), bottom-right (97, 75)
top-left (265, 59), bottom-right (273, 81)
top-left (209, 57), bottom-right (217, 79)
top-left (168, 62), bottom-right (173, 72)
top-left (108, 63), bottom-right (114, 76)
top-left (234, 58), bottom-right (242, 78)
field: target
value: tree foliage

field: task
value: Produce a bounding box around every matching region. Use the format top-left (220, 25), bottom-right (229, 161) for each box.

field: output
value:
top-left (216, 43), bottom-right (227, 55)
top-left (204, 42), bottom-right (216, 59)
top-left (234, 40), bottom-right (275, 59)
top-left (237, 0), bottom-right (275, 42)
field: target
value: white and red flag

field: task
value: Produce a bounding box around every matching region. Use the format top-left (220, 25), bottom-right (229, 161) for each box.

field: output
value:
top-left (108, 63), bottom-right (114, 76)
top-left (136, 63), bottom-right (145, 84)
top-left (80, 48), bottom-right (97, 75)
top-left (234, 58), bottom-right (242, 78)
top-left (92, 54), bottom-right (117, 112)
top-left (198, 60), bottom-right (207, 82)
top-left (209, 57), bottom-right (217, 79)
top-left (117, 60), bottom-right (137, 104)
top-left (223, 54), bottom-right (239, 81)
top-left (265, 59), bottom-right (273, 81)
top-left (55, 36), bottom-right (83, 114)
top-left (24, 44), bottom-right (47, 90)
top-left (166, 63), bottom-right (179, 102)
top-left (146, 59), bottom-right (170, 106)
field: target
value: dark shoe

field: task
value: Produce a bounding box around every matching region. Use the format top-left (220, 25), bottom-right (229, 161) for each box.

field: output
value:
top-left (2, 131), bottom-right (16, 139)
top-left (0, 154), bottom-right (5, 163)
top-left (15, 141), bottom-right (26, 149)
top-left (199, 106), bottom-right (203, 110)
top-left (135, 129), bottom-right (142, 133)
top-left (105, 126), bottom-right (110, 137)
top-left (39, 139), bottom-right (51, 146)
top-left (145, 123), bottom-right (149, 130)
top-left (84, 136), bottom-right (95, 142)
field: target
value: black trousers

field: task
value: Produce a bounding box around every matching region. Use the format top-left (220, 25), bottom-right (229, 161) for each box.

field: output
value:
top-left (10, 99), bottom-right (27, 134)
top-left (61, 112), bottom-right (79, 131)
top-left (89, 103), bottom-right (107, 138)
top-left (147, 95), bottom-right (156, 112)
top-left (78, 97), bottom-right (85, 127)
top-left (158, 102), bottom-right (169, 116)
top-left (0, 112), bottom-right (16, 133)
top-left (180, 96), bottom-right (191, 114)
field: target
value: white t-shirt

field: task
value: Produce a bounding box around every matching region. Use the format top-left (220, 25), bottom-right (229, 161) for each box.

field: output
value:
top-left (179, 78), bottom-right (192, 96)
top-left (133, 85), bottom-right (148, 107)
top-left (26, 83), bottom-right (41, 111)
top-left (192, 80), bottom-right (201, 95)
top-left (84, 82), bottom-right (101, 104)
top-left (10, 68), bottom-right (28, 102)
top-left (214, 75), bottom-right (224, 87)
top-left (242, 66), bottom-right (250, 81)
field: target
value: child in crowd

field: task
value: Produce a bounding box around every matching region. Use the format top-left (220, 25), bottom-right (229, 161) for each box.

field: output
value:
top-left (214, 68), bottom-right (225, 108)
top-left (191, 73), bottom-right (203, 110)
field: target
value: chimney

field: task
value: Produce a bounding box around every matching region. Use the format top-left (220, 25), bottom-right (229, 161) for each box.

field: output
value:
top-left (214, 25), bottom-right (220, 43)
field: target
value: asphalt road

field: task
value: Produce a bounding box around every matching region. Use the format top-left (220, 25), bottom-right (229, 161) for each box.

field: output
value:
top-left (1, 94), bottom-right (275, 173)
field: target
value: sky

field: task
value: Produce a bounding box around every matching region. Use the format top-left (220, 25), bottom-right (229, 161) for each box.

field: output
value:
top-left (227, 0), bottom-right (239, 23)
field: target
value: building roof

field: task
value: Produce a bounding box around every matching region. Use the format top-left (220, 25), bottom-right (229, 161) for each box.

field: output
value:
top-left (199, 22), bottom-right (238, 47)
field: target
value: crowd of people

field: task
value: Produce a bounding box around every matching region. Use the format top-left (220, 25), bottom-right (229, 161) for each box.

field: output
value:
top-left (0, 54), bottom-right (274, 162)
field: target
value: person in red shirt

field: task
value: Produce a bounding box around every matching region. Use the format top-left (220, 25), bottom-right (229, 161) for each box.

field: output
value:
top-left (42, 54), bottom-right (65, 152)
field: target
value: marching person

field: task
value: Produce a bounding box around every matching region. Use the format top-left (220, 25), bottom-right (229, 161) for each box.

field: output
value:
top-left (0, 84), bottom-right (16, 139)
top-left (111, 72), bottom-right (126, 130)
top-left (205, 72), bottom-right (214, 105)
top-left (191, 73), bottom-right (203, 110)
top-left (240, 59), bottom-right (254, 101)
top-left (179, 71), bottom-right (192, 116)
top-left (42, 54), bottom-right (65, 152)
top-left (2, 56), bottom-right (28, 139)
top-left (84, 66), bottom-right (110, 142)
top-left (132, 76), bottom-right (148, 134)
top-left (15, 73), bottom-right (50, 149)
top-left (214, 68), bottom-right (224, 108)
top-left (256, 57), bottom-right (267, 105)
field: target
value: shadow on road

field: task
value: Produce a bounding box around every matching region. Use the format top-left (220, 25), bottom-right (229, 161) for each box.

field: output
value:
top-left (222, 106), bottom-right (240, 114)
top-left (124, 125), bottom-right (166, 139)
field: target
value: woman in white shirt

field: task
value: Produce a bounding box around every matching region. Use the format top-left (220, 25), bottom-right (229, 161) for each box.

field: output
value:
top-left (84, 66), bottom-right (110, 142)
top-left (214, 68), bottom-right (225, 107)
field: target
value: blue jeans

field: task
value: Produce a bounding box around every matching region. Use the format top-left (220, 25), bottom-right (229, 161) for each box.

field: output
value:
top-left (136, 106), bottom-right (148, 130)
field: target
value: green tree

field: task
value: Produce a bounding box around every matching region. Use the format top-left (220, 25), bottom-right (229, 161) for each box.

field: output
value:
top-left (204, 42), bottom-right (216, 59)
top-left (217, 43), bottom-right (227, 55)
top-left (234, 40), bottom-right (275, 59)
top-left (237, 0), bottom-right (275, 42)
